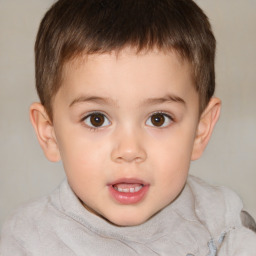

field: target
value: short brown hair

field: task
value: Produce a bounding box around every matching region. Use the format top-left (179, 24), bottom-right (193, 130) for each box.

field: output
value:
top-left (35, 0), bottom-right (216, 120)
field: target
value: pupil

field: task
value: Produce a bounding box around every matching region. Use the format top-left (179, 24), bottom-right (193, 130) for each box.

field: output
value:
top-left (91, 114), bottom-right (104, 127)
top-left (151, 114), bottom-right (164, 126)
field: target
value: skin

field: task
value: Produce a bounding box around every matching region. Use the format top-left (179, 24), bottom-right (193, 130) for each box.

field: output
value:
top-left (30, 48), bottom-right (221, 226)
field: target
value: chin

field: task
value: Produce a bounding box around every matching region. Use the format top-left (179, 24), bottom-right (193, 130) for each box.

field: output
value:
top-left (105, 211), bottom-right (151, 227)
top-left (110, 218), bottom-right (146, 227)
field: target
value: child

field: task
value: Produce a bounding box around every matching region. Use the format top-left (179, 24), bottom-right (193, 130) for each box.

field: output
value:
top-left (1, 0), bottom-right (256, 255)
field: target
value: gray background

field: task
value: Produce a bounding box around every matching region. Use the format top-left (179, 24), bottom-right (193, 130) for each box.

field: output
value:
top-left (0, 0), bottom-right (255, 230)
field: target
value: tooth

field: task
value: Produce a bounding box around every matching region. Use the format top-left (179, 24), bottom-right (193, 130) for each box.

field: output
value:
top-left (135, 186), bottom-right (142, 192)
top-left (114, 184), bottom-right (144, 193)
top-left (117, 187), bottom-right (129, 192)
top-left (130, 188), bottom-right (135, 193)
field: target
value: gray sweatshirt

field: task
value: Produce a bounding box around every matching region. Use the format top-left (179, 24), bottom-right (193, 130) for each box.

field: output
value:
top-left (1, 175), bottom-right (256, 256)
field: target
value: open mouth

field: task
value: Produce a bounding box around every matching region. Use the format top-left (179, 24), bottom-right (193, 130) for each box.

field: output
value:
top-left (112, 183), bottom-right (144, 193)
top-left (108, 179), bottom-right (149, 204)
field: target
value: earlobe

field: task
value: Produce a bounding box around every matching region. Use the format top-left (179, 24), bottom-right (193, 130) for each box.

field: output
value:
top-left (191, 97), bottom-right (221, 160)
top-left (29, 103), bottom-right (61, 162)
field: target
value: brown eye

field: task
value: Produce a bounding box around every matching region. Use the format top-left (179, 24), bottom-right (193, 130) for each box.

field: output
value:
top-left (90, 114), bottom-right (104, 127)
top-left (146, 113), bottom-right (173, 127)
top-left (151, 113), bottom-right (165, 126)
top-left (84, 113), bottom-right (110, 128)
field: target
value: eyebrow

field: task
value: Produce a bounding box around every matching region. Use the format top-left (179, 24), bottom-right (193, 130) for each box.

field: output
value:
top-left (142, 94), bottom-right (186, 106)
top-left (69, 93), bottom-right (186, 108)
top-left (69, 95), bottom-right (118, 107)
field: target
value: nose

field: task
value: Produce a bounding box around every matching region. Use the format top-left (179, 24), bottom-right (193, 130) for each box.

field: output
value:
top-left (111, 128), bottom-right (147, 164)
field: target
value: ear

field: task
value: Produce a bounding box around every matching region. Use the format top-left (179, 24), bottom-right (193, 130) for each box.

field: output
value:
top-left (191, 97), bottom-right (221, 160)
top-left (30, 103), bottom-right (61, 162)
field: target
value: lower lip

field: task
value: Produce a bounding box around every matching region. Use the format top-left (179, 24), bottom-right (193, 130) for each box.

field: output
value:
top-left (108, 185), bottom-right (149, 204)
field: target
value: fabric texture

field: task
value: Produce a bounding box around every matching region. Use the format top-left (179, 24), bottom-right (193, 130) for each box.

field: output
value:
top-left (1, 175), bottom-right (256, 256)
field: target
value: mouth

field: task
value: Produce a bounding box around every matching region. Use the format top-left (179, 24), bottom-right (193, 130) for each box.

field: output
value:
top-left (108, 179), bottom-right (149, 204)
top-left (113, 183), bottom-right (144, 193)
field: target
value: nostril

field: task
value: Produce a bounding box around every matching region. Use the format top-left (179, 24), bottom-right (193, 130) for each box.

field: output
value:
top-left (110, 136), bottom-right (147, 163)
top-left (112, 149), bottom-right (146, 163)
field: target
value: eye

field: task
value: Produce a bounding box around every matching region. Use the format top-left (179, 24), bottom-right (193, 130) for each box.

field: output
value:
top-left (83, 112), bottom-right (110, 128)
top-left (146, 112), bottom-right (173, 127)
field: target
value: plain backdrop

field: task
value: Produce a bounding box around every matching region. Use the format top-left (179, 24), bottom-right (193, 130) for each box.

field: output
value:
top-left (0, 0), bottom-right (255, 230)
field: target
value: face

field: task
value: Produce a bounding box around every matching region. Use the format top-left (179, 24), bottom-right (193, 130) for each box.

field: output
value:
top-left (51, 49), bottom-right (200, 226)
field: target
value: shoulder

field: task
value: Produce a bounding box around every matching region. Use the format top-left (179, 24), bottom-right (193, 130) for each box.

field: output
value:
top-left (2, 194), bottom-right (52, 231)
top-left (218, 226), bottom-right (256, 256)
top-left (187, 175), bottom-right (256, 254)
top-left (0, 197), bottom-right (47, 255)
top-left (0, 183), bottom-right (64, 254)
top-left (1, 194), bottom-right (51, 236)
top-left (187, 175), bottom-right (244, 228)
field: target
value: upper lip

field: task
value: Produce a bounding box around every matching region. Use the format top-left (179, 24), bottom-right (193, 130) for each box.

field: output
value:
top-left (108, 178), bottom-right (149, 186)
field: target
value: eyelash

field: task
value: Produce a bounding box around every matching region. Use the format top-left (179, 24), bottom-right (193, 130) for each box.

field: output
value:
top-left (81, 111), bottom-right (174, 131)
top-left (81, 111), bottom-right (111, 132)
top-left (146, 111), bottom-right (174, 128)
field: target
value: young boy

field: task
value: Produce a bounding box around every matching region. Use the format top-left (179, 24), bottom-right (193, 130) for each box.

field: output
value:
top-left (1, 0), bottom-right (256, 255)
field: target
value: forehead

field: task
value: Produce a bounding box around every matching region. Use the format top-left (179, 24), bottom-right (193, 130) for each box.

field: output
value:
top-left (62, 48), bottom-right (193, 83)
top-left (58, 48), bottom-right (197, 106)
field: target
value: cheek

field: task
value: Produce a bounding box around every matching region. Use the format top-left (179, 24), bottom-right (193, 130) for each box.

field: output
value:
top-left (151, 146), bottom-right (190, 203)
top-left (57, 130), bottom-right (109, 177)
top-left (150, 127), bottom-right (196, 160)
top-left (148, 125), bottom-right (196, 180)
top-left (152, 148), bottom-right (190, 184)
